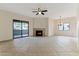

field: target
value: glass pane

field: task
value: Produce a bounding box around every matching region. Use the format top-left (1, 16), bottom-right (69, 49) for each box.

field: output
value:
top-left (14, 22), bottom-right (21, 30)
top-left (13, 30), bottom-right (21, 38)
top-left (22, 30), bottom-right (29, 36)
top-left (22, 23), bottom-right (28, 30)
top-left (64, 23), bottom-right (70, 31)
top-left (58, 24), bottom-right (63, 31)
top-left (22, 22), bottom-right (29, 36)
top-left (13, 21), bottom-right (21, 38)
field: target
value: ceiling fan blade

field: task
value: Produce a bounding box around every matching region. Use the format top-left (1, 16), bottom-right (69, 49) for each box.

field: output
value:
top-left (36, 13), bottom-right (39, 15)
top-left (42, 10), bottom-right (47, 12)
top-left (32, 11), bottom-right (38, 12)
top-left (41, 12), bottom-right (44, 15)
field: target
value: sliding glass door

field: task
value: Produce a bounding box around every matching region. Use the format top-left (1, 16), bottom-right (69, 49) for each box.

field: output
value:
top-left (13, 20), bottom-right (21, 38)
top-left (22, 22), bottom-right (29, 37)
top-left (13, 20), bottom-right (29, 39)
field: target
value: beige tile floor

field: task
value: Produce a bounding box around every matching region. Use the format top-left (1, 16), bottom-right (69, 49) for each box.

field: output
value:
top-left (0, 36), bottom-right (79, 56)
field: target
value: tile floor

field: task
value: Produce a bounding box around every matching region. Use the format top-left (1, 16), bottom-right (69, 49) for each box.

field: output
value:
top-left (0, 36), bottom-right (79, 56)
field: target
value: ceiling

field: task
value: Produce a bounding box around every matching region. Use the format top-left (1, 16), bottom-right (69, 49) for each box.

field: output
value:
top-left (0, 3), bottom-right (77, 19)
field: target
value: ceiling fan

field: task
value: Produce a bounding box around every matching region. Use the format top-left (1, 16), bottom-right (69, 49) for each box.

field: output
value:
top-left (32, 8), bottom-right (48, 15)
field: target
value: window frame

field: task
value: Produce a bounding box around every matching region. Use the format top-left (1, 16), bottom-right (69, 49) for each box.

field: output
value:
top-left (58, 23), bottom-right (70, 31)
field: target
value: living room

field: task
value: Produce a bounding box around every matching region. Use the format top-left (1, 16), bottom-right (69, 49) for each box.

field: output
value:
top-left (0, 3), bottom-right (79, 56)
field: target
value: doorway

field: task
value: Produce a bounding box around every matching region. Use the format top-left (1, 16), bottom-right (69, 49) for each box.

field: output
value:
top-left (13, 20), bottom-right (29, 39)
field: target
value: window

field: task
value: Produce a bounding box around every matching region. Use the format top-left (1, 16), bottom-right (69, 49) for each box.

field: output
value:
top-left (64, 23), bottom-right (70, 31)
top-left (13, 20), bottom-right (29, 39)
top-left (58, 23), bottom-right (70, 31)
top-left (58, 23), bottom-right (63, 31)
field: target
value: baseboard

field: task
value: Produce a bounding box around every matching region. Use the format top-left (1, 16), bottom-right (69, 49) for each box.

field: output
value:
top-left (0, 39), bottom-right (13, 43)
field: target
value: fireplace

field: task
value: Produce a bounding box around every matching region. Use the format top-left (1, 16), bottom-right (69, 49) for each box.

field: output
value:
top-left (36, 30), bottom-right (43, 36)
top-left (33, 28), bottom-right (46, 36)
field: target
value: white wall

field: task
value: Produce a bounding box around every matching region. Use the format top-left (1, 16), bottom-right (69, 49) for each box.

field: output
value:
top-left (0, 10), bottom-right (33, 41)
top-left (48, 19), bottom-right (54, 36)
top-left (53, 17), bottom-right (77, 37)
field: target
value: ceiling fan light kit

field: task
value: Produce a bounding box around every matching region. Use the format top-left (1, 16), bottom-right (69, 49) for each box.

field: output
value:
top-left (39, 12), bottom-right (41, 14)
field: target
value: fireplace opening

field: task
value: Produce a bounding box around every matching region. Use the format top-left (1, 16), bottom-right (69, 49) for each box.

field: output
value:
top-left (36, 30), bottom-right (43, 36)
